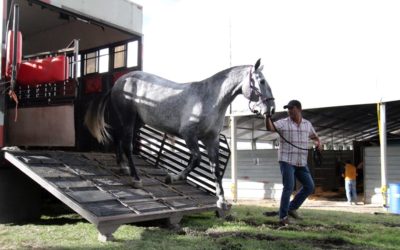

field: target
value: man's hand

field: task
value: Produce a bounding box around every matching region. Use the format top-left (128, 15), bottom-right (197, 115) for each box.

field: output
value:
top-left (265, 115), bottom-right (275, 132)
top-left (315, 140), bottom-right (323, 151)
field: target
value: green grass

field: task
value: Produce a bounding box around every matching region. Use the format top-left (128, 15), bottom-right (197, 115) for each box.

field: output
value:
top-left (1, 204), bottom-right (400, 249)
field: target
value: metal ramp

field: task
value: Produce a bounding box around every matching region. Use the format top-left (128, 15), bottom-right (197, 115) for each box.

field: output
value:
top-left (4, 150), bottom-right (219, 241)
top-left (3, 126), bottom-right (231, 241)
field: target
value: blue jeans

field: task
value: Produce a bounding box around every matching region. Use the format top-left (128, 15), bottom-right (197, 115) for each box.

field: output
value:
top-left (345, 179), bottom-right (357, 202)
top-left (279, 161), bottom-right (315, 219)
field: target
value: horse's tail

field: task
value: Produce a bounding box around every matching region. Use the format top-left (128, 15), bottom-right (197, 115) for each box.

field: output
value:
top-left (84, 91), bottom-right (112, 144)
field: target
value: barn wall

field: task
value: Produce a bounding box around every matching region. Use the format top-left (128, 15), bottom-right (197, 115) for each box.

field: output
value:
top-left (364, 146), bottom-right (400, 204)
top-left (222, 150), bottom-right (282, 200)
top-left (222, 149), bottom-right (353, 201)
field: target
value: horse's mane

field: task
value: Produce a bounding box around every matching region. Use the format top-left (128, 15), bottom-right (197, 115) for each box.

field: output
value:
top-left (199, 65), bottom-right (252, 85)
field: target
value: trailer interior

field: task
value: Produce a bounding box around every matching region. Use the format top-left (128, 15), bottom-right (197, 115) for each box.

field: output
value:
top-left (4, 0), bottom-right (143, 149)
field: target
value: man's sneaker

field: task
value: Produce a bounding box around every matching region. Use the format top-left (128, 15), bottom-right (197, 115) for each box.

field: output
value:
top-left (279, 216), bottom-right (289, 226)
top-left (288, 210), bottom-right (303, 220)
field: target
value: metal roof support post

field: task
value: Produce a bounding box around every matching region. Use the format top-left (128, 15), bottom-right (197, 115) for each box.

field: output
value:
top-left (378, 102), bottom-right (388, 208)
top-left (230, 115), bottom-right (238, 202)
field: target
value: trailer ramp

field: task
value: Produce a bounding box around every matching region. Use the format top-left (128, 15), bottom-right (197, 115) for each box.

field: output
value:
top-left (4, 150), bottom-right (221, 241)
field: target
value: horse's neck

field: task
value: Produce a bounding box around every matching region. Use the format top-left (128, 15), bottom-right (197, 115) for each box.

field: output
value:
top-left (215, 66), bottom-right (250, 110)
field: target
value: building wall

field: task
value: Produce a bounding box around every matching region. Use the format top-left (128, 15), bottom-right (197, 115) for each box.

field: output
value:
top-left (222, 149), bottom-right (353, 201)
top-left (364, 146), bottom-right (400, 204)
top-left (222, 150), bottom-right (282, 200)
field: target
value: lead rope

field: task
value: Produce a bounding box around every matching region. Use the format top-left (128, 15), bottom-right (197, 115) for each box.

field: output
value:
top-left (8, 90), bottom-right (18, 122)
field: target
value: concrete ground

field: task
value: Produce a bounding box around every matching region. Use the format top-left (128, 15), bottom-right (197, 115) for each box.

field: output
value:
top-left (235, 199), bottom-right (386, 214)
top-left (233, 193), bottom-right (389, 214)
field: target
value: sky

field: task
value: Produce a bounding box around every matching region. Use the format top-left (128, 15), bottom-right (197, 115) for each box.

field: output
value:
top-left (133, 0), bottom-right (400, 113)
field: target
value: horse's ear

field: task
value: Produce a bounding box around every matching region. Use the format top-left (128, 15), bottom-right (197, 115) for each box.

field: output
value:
top-left (254, 58), bottom-right (261, 70)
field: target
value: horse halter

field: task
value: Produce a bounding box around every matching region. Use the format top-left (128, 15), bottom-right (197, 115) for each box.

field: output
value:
top-left (248, 69), bottom-right (274, 115)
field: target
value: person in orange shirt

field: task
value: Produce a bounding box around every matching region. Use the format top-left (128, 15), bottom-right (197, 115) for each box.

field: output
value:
top-left (342, 160), bottom-right (358, 205)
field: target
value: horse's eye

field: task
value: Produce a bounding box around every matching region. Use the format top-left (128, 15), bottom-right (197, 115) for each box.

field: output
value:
top-left (260, 79), bottom-right (266, 85)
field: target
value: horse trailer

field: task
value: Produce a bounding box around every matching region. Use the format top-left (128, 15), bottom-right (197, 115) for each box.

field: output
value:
top-left (0, 0), bottom-right (230, 241)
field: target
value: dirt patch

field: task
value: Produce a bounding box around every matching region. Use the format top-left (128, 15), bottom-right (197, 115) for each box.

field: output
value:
top-left (225, 215), bottom-right (262, 226)
top-left (262, 211), bottom-right (279, 217)
top-left (241, 218), bottom-right (262, 226)
top-left (187, 229), bottom-right (361, 250)
top-left (180, 226), bottom-right (374, 249)
top-left (218, 239), bottom-right (242, 250)
top-left (381, 222), bottom-right (400, 228)
top-left (225, 214), bottom-right (363, 233)
top-left (207, 231), bottom-right (279, 241)
top-left (224, 214), bottom-right (235, 222)
top-left (308, 237), bottom-right (359, 250)
top-left (331, 223), bottom-right (360, 233)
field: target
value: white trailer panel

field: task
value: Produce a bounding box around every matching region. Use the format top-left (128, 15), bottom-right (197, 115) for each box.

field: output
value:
top-left (43, 0), bottom-right (142, 35)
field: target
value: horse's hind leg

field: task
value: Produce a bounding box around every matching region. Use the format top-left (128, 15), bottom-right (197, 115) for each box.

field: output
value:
top-left (202, 136), bottom-right (229, 210)
top-left (113, 133), bottom-right (129, 175)
top-left (121, 128), bottom-right (142, 188)
top-left (165, 135), bottom-right (201, 184)
top-left (111, 111), bottom-right (131, 175)
top-left (119, 114), bottom-right (142, 188)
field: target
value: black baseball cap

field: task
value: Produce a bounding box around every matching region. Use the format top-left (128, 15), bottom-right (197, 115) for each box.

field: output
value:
top-left (283, 100), bottom-right (302, 109)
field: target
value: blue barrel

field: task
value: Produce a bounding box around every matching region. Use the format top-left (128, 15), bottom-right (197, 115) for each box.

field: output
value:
top-left (389, 183), bottom-right (400, 214)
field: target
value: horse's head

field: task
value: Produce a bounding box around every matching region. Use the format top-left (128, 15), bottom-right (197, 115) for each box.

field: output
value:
top-left (242, 59), bottom-right (275, 117)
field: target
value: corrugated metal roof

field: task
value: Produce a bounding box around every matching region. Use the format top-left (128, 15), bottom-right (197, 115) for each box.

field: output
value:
top-left (222, 100), bottom-right (400, 147)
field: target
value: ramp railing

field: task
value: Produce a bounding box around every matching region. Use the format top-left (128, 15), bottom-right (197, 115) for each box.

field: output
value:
top-left (137, 125), bottom-right (231, 195)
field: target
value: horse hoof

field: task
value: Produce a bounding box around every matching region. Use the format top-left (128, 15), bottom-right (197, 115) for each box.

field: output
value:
top-left (217, 200), bottom-right (231, 211)
top-left (130, 179), bottom-right (143, 188)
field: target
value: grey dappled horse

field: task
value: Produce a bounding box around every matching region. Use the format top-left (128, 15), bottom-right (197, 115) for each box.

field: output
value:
top-left (84, 59), bottom-right (275, 209)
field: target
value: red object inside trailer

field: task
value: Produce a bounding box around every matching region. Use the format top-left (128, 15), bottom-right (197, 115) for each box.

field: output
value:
top-left (5, 30), bottom-right (69, 86)
top-left (17, 55), bottom-right (69, 85)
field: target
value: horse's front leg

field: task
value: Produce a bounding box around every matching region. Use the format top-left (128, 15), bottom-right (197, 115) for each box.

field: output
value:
top-left (203, 137), bottom-right (229, 210)
top-left (165, 136), bottom-right (201, 184)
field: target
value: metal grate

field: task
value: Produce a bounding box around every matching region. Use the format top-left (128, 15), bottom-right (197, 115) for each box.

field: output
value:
top-left (15, 80), bottom-right (76, 107)
top-left (137, 125), bottom-right (231, 195)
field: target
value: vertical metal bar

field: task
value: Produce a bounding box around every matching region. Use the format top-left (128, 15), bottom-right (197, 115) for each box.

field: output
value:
top-left (378, 102), bottom-right (388, 207)
top-left (10, 4), bottom-right (19, 92)
top-left (230, 115), bottom-right (238, 202)
top-left (73, 39), bottom-right (79, 82)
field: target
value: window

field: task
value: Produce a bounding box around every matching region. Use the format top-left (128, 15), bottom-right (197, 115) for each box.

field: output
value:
top-left (76, 54), bottom-right (81, 78)
top-left (84, 51), bottom-right (98, 75)
top-left (114, 45), bottom-right (126, 69)
top-left (68, 54), bottom-right (81, 78)
top-left (83, 48), bottom-right (109, 75)
top-left (99, 48), bottom-right (109, 73)
top-left (127, 41), bottom-right (138, 68)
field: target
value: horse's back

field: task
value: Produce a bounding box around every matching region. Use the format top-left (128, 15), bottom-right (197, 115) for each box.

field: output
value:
top-left (111, 71), bottom-right (195, 135)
